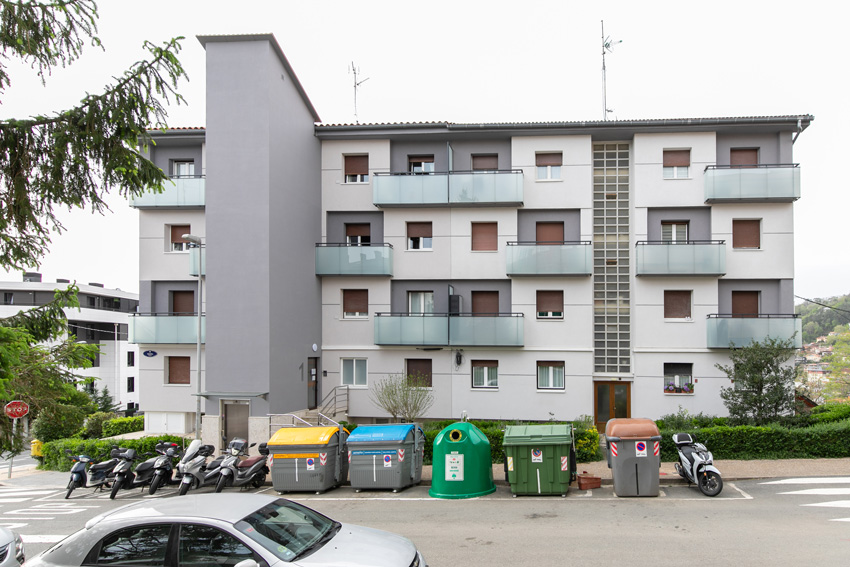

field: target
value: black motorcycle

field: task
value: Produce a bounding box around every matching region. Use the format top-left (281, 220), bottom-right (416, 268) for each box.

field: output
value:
top-left (149, 442), bottom-right (182, 495)
top-left (109, 444), bottom-right (162, 499)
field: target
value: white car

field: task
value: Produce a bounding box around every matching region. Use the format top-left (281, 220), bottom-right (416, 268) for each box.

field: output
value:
top-left (27, 493), bottom-right (425, 567)
top-left (0, 527), bottom-right (24, 566)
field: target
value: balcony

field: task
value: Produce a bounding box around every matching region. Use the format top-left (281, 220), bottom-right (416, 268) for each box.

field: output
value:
top-left (635, 241), bottom-right (725, 276)
top-left (506, 241), bottom-right (592, 276)
top-left (315, 244), bottom-right (393, 276)
top-left (374, 313), bottom-right (524, 347)
top-left (373, 170), bottom-right (523, 207)
top-left (188, 247), bottom-right (205, 277)
top-left (129, 313), bottom-right (205, 344)
top-left (706, 314), bottom-right (802, 348)
top-left (704, 165), bottom-right (800, 202)
top-left (130, 176), bottom-right (205, 208)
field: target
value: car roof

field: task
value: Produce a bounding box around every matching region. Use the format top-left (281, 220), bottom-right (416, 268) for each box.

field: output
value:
top-left (89, 493), bottom-right (279, 528)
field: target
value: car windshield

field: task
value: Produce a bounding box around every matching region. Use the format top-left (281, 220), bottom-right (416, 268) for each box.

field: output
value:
top-left (234, 498), bottom-right (340, 562)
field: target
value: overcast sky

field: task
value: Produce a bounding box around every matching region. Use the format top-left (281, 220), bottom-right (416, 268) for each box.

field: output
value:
top-left (1, 0), bottom-right (846, 302)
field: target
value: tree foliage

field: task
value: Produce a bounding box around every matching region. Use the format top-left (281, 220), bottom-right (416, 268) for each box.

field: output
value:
top-left (369, 372), bottom-right (434, 423)
top-left (717, 337), bottom-right (798, 425)
top-left (822, 330), bottom-right (850, 398)
top-left (795, 294), bottom-right (850, 343)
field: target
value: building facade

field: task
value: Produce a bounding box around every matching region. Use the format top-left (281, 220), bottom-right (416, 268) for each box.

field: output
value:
top-left (0, 273), bottom-right (139, 411)
top-left (131, 34), bottom-right (810, 445)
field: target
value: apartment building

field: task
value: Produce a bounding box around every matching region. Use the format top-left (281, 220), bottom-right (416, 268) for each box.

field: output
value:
top-left (131, 34), bottom-right (810, 445)
top-left (0, 273), bottom-right (139, 411)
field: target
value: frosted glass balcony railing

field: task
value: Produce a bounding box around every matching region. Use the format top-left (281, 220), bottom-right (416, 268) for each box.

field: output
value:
top-left (635, 241), bottom-right (725, 276)
top-left (372, 170), bottom-right (523, 206)
top-left (506, 242), bottom-right (592, 276)
top-left (373, 313), bottom-right (524, 346)
top-left (129, 314), bottom-right (205, 344)
top-left (188, 247), bottom-right (205, 277)
top-left (130, 176), bottom-right (205, 208)
top-left (315, 244), bottom-right (393, 276)
top-left (706, 315), bottom-right (802, 349)
top-left (704, 165), bottom-right (800, 202)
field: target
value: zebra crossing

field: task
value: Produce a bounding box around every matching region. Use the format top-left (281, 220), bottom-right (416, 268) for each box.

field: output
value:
top-left (762, 477), bottom-right (850, 522)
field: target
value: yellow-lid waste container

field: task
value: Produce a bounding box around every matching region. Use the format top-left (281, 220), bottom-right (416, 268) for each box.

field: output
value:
top-left (347, 424), bottom-right (425, 492)
top-left (267, 426), bottom-right (349, 494)
top-left (605, 418), bottom-right (661, 497)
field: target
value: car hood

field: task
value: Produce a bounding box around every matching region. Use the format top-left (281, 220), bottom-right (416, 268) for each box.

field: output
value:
top-left (295, 523), bottom-right (417, 567)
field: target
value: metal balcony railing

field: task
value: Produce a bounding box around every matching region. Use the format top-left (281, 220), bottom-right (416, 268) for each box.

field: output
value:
top-left (635, 240), bottom-right (725, 276)
top-left (374, 312), bottom-right (524, 347)
top-left (706, 314), bottom-right (801, 348)
top-left (703, 164), bottom-right (800, 202)
top-left (129, 313), bottom-right (205, 344)
top-left (315, 243), bottom-right (393, 276)
top-left (373, 170), bottom-right (523, 206)
top-left (506, 241), bottom-right (592, 276)
top-left (130, 176), bottom-right (206, 208)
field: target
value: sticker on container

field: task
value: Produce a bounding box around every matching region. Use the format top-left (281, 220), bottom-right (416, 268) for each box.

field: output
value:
top-left (507, 456), bottom-right (514, 472)
top-left (320, 453), bottom-right (327, 466)
top-left (398, 449), bottom-right (405, 462)
top-left (348, 450), bottom-right (351, 464)
top-left (561, 456), bottom-right (569, 471)
top-left (384, 454), bottom-right (392, 467)
top-left (635, 441), bottom-right (647, 457)
top-left (610, 442), bottom-right (618, 457)
top-left (531, 448), bottom-right (543, 463)
top-left (653, 441), bottom-right (660, 456)
top-left (446, 453), bottom-right (464, 481)
top-left (306, 457), bottom-right (315, 470)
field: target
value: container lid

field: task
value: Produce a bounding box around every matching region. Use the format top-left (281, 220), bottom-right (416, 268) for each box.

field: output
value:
top-left (605, 418), bottom-right (659, 439)
top-left (503, 424), bottom-right (572, 445)
top-left (267, 426), bottom-right (343, 446)
top-left (348, 424), bottom-right (417, 443)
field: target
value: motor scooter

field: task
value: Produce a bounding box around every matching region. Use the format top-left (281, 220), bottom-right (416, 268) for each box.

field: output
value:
top-left (64, 447), bottom-right (120, 499)
top-left (148, 442), bottom-right (182, 495)
top-left (176, 439), bottom-right (223, 495)
top-left (673, 432), bottom-right (723, 497)
top-left (109, 443), bottom-right (165, 499)
top-left (211, 438), bottom-right (269, 493)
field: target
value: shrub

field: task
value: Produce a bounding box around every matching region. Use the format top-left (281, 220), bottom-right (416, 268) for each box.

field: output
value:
top-left (102, 416), bottom-right (145, 437)
top-left (81, 412), bottom-right (119, 439)
top-left (32, 405), bottom-right (86, 443)
top-left (41, 435), bottom-right (189, 472)
top-left (810, 401), bottom-right (850, 423)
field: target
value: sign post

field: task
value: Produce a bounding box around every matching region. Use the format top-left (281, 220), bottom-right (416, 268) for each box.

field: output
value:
top-left (4, 401), bottom-right (30, 479)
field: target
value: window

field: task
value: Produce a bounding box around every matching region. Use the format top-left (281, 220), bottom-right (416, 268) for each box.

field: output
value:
top-left (472, 360), bottom-right (498, 388)
top-left (345, 223), bottom-right (371, 246)
top-left (664, 290), bottom-right (692, 319)
top-left (664, 363), bottom-right (694, 394)
top-left (172, 290), bottom-right (195, 316)
top-left (344, 155), bottom-right (369, 183)
top-left (537, 361), bottom-right (565, 390)
top-left (731, 290), bottom-right (760, 317)
top-left (537, 290), bottom-right (564, 319)
top-left (406, 358), bottom-right (432, 387)
top-left (471, 222), bottom-right (497, 251)
top-left (663, 149), bottom-right (690, 179)
top-left (3, 292), bottom-right (12, 305)
top-left (472, 154), bottom-right (498, 172)
top-left (342, 289), bottom-right (368, 318)
top-left (471, 290), bottom-right (499, 316)
top-left (730, 148), bottom-right (758, 168)
top-left (93, 524), bottom-right (171, 565)
top-left (408, 155), bottom-right (435, 174)
top-left (536, 152), bottom-right (562, 180)
top-left (661, 221), bottom-right (689, 242)
top-left (127, 376), bottom-right (135, 393)
top-left (407, 222), bottom-right (433, 250)
top-left (536, 221), bottom-right (564, 245)
top-left (168, 356), bottom-right (191, 385)
top-left (178, 524), bottom-right (259, 567)
top-left (170, 225), bottom-right (191, 252)
top-left (127, 351), bottom-right (135, 367)
top-left (732, 219), bottom-right (761, 249)
top-left (172, 160), bottom-right (195, 178)
top-left (342, 358), bottom-right (367, 386)
top-left (408, 291), bottom-right (434, 315)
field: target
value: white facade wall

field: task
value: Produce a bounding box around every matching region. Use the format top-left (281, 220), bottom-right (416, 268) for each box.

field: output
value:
top-left (138, 210), bottom-right (207, 282)
top-left (713, 203), bottom-right (794, 279)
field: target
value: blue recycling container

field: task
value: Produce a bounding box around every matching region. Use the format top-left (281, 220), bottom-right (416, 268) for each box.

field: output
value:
top-left (347, 424), bottom-right (425, 492)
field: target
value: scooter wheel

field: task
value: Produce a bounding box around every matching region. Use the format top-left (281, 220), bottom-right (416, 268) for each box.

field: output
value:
top-left (65, 480), bottom-right (79, 500)
top-left (110, 476), bottom-right (123, 500)
top-left (698, 471), bottom-right (723, 497)
top-left (149, 474), bottom-right (163, 495)
top-left (179, 481), bottom-right (191, 496)
top-left (251, 474), bottom-right (266, 489)
top-left (215, 474), bottom-right (228, 493)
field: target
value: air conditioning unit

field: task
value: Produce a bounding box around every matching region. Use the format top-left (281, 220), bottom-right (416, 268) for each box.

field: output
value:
top-left (449, 295), bottom-right (462, 315)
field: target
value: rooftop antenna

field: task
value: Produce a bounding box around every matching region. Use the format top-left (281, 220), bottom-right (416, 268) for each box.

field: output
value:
top-left (349, 62), bottom-right (369, 124)
top-left (601, 20), bottom-right (622, 121)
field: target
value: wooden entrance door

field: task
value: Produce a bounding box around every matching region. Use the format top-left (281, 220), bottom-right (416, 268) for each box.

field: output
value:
top-left (594, 382), bottom-right (631, 431)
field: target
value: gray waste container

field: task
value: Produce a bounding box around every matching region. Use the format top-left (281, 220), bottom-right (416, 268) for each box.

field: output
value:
top-left (347, 424), bottom-right (424, 492)
top-left (605, 418), bottom-right (661, 497)
top-left (267, 426), bottom-right (349, 494)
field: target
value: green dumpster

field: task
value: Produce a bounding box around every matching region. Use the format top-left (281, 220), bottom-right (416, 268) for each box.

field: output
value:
top-left (429, 422), bottom-right (496, 499)
top-left (503, 424), bottom-right (576, 497)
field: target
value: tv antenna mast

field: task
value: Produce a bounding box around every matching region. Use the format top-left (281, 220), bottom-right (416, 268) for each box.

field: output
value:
top-left (601, 20), bottom-right (622, 121)
top-left (349, 62), bottom-right (369, 124)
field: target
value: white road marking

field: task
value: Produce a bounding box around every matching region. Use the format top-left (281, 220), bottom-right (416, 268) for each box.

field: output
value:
top-left (0, 489), bottom-right (59, 496)
top-left (731, 483), bottom-right (753, 500)
top-left (762, 477), bottom-right (850, 485)
top-left (779, 488), bottom-right (850, 496)
top-left (802, 500), bottom-right (850, 509)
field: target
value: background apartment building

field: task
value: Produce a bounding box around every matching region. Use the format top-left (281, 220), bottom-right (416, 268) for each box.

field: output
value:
top-left (131, 34), bottom-right (809, 445)
top-left (1, 273), bottom-right (139, 411)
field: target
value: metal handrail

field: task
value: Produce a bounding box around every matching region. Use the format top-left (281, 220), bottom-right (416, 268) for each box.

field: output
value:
top-left (374, 312), bottom-right (524, 318)
top-left (636, 240), bottom-right (725, 246)
top-left (707, 313), bottom-right (800, 319)
top-left (319, 385), bottom-right (349, 420)
top-left (507, 240), bottom-right (591, 246)
top-left (315, 242), bottom-right (393, 248)
top-left (704, 163), bottom-right (799, 171)
top-left (374, 169), bottom-right (523, 176)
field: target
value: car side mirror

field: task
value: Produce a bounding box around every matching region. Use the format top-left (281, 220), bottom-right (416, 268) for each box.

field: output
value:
top-left (233, 560), bottom-right (259, 567)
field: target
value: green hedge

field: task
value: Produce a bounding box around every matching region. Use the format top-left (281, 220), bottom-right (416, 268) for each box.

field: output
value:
top-left (102, 416), bottom-right (145, 437)
top-left (657, 419), bottom-right (850, 461)
top-left (41, 435), bottom-right (189, 472)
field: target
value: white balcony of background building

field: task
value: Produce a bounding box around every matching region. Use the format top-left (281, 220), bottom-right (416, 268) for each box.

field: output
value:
top-left (703, 165), bottom-right (800, 202)
top-left (372, 170), bottom-right (523, 206)
top-left (130, 176), bottom-right (205, 208)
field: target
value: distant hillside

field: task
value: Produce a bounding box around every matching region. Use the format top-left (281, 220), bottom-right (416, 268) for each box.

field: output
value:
top-left (796, 294), bottom-right (850, 343)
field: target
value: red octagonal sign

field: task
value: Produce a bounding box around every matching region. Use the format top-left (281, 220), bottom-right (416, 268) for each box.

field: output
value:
top-left (4, 400), bottom-right (29, 419)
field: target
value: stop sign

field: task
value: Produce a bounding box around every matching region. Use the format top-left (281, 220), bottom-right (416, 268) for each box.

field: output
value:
top-left (4, 400), bottom-right (29, 419)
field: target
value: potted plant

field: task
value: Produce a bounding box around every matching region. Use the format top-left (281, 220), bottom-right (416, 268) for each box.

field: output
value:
top-left (682, 382), bottom-right (694, 394)
top-left (665, 383), bottom-right (676, 393)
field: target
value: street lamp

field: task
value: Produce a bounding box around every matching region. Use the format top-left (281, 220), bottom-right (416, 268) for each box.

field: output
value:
top-left (183, 233), bottom-right (204, 440)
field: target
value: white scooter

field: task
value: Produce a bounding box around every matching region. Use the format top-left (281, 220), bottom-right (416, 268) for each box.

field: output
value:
top-left (672, 433), bottom-right (723, 497)
top-left (176, 439), bottom-right (222, 496)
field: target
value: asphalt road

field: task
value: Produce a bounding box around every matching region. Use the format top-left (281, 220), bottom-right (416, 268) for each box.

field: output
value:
top-left (2, 477), bottom-right (848, 566)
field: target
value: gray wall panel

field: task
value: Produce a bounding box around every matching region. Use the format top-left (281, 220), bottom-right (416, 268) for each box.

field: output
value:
top-left (646, 207), bottom-right (712, 240)
top-left (327, 212), bottom-right (384, 242)
top-left (517, 209), bottom-right (581, 241)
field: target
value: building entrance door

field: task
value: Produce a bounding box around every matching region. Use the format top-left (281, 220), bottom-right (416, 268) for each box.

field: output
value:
top-left (307, 357), bottom-right (319, 410)
top-left (222, 400), bottom-right (249, 447)
top-left (594, 382), bottom-right (631, 432)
